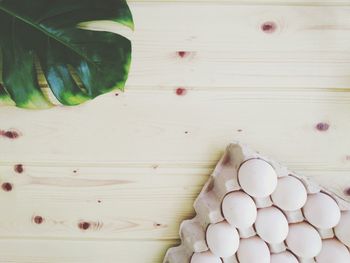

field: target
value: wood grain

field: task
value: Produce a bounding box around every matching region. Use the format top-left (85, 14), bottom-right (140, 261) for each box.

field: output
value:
top-left (125, 4), bottom-right (350, 89)
top-left (0, 165), bottom-right (349, 242)
top-left (74, 4), bottom-right (350, 89)
top-left (0, 89), bottom-right (349, 168)
top-left (0, 239), bottom-right (177, 263)
top-left (0, 164), bottom-right (207, 240)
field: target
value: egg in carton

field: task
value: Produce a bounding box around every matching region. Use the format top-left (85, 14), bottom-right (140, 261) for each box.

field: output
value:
top-left (163, 142), bottom-right (350, 263)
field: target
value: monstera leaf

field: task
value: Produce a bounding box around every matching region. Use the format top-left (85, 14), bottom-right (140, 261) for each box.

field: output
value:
top-left (0, 0), bottom-right (133, 109)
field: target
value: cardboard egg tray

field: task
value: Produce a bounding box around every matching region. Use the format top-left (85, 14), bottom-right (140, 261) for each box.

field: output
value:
top-left (163, 142), bottom-right (350, 263)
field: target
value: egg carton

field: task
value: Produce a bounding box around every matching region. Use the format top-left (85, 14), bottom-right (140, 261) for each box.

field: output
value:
top-left (163, 142), bottom-right (350, 263)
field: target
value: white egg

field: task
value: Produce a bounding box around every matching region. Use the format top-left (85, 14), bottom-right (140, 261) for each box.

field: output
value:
top-left (191, 251), bottom-right (222, 263)
top-left (255, 206), bottom-right (289, 244)
top-left (237, 236), bottom-right (270, 263)
top-left (222, 191), bottom-right (257, 229)
top-left (206, 221), bottom-right (239, 258)
top-left (270, 251), bottom-right (298, 263)
top-left (334, 210), bottom-right (350, 247)
top-left (271, 176), bottom-right (307, 211)
top-left (303, 192), bottom-right (341, 229)
top-left (316, 239), bottom-right (350, 263)
top-left (238, 159), bottom-right (277, 198)
top-left (286, 222), bottom-right (322, 258)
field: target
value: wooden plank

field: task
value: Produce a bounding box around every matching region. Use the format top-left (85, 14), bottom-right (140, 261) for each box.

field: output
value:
top-left (0, 164), bottom-right (348, 241)
top-left (0, 239), bottom-right (177, 263)
top-left (0, 89), bottom-right (349, 169)
top-left (0, 164), bottom-right (207, 240)
top-left (117, 4), bottom-right (350, 89)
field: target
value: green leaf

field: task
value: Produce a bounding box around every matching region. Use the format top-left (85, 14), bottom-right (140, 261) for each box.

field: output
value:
top-left (0, 0), bottom-right (133, 109)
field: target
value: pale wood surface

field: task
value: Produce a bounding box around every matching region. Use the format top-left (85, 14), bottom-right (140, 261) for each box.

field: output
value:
top-left (0, 239), bottom-right (176, 263)
top-left (1, 1), bottom-right (350, 262)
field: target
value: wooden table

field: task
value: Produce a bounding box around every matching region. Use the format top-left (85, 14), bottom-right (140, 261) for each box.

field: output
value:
top-left (1, 0), bottom-right (350, 262)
